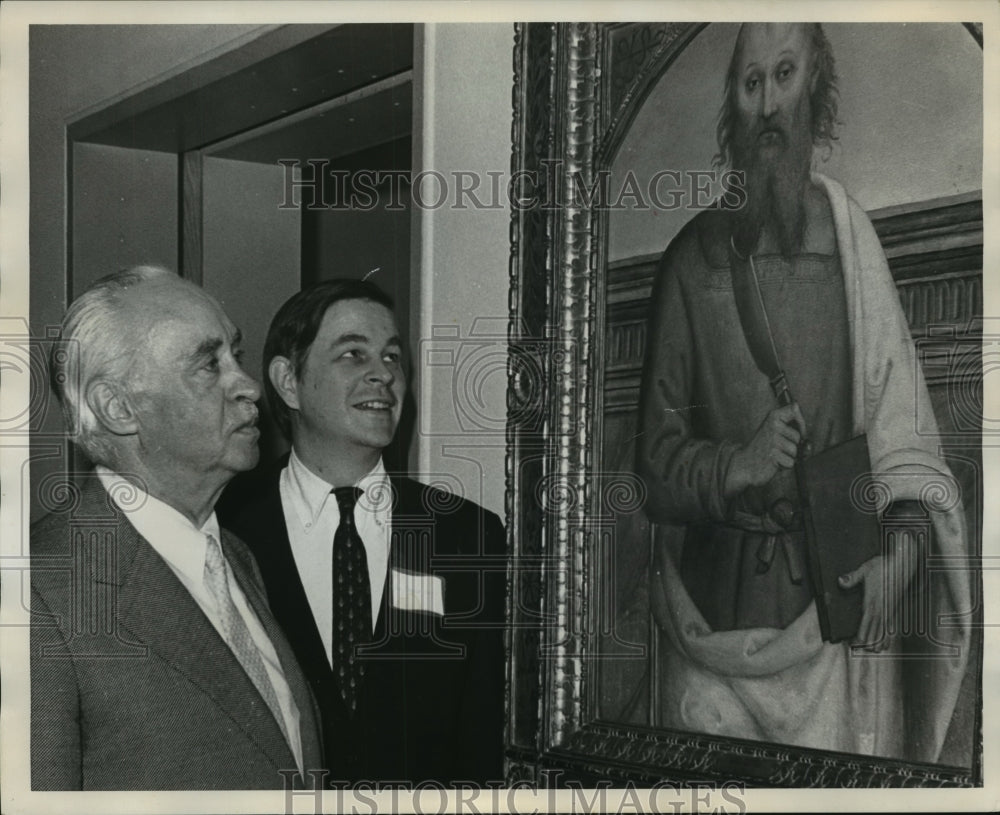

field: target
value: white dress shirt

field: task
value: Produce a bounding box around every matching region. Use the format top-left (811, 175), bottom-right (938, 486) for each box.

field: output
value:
top-left (96, 466), bottom-right (304, 773)
top-left (279, 449), bottom-right (393, 667)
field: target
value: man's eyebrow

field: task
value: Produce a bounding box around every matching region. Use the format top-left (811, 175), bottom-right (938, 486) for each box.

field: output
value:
top-left (330, 332), bottom-right (370, 346)
top-left (329, 333), bottom-right (403, 347)
top-left (188, 337), bottom-right (224, 362)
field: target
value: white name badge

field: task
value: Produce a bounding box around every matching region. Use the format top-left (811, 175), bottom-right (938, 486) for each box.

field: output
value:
top-left (390, 569), bottom-right (445, 616)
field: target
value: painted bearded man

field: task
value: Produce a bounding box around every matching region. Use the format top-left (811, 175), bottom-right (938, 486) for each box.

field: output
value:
top-left (635, 23), bottom-right (969, 761)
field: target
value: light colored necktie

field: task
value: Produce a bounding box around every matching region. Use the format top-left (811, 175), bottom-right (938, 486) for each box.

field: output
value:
top-left (204, 533), bottom-right (291, 748)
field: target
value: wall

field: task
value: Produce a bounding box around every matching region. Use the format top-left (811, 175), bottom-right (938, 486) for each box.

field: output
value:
top-left (72, 143), bottom-right (178, 289)
top-left (302, 136), bottom-right (414, 359)
top-left (30, 24), bottom-right (264, 331)
top-left (411, 24), bottom-right (513, 519)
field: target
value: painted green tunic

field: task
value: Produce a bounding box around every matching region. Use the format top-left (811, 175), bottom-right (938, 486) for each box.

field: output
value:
top-left (636, 209), bottom-right (852, 631)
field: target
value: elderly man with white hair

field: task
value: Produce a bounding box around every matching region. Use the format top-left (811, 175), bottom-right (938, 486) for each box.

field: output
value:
top-left (31, 266), bottom-right (323, 790)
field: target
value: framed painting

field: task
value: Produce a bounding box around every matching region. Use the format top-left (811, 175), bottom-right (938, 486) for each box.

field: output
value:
top-left (506, 21), bottom-right (983, 787)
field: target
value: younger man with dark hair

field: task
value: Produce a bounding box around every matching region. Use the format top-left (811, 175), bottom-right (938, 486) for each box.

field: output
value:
top-left (223, 279), bottom-right (505, 786)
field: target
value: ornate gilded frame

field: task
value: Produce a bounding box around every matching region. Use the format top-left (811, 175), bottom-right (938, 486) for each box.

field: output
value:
top-left (506, 21), bottom-right (984, 788)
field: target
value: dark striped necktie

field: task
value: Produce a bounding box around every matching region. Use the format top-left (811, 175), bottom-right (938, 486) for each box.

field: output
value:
top-left (330, 486), bottom-right (371, 715)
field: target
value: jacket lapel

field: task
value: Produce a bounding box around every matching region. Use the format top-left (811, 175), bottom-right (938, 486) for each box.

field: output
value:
top-left (386, 475), bottom-right (437, 578)
top-left (90, 482), bottom-right (296, 772)
top-left (239, 472), bottom-right (333, 689)
top-left (377, 476), bottom-right (417, 639)
top-left (222, 529), bottom-right (324, 774)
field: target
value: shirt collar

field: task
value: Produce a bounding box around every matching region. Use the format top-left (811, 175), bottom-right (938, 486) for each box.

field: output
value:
top-left (287, 448), bottom-right (392, 526)
top-left (95, 465), bottom-right (220, 578)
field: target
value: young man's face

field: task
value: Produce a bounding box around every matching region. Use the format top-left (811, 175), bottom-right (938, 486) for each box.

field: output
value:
top-left (290, 298), bottom-right (405, 463)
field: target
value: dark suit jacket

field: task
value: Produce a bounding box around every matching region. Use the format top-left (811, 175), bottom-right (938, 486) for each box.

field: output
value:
top-left (221, 460), bottom-right (506, 786)
top-left (30, 474), bottom-right (324, 790)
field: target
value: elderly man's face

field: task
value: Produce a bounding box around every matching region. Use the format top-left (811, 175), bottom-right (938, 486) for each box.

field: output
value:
top-left (125, 278), bottom-right (261, 493)
top-left (734, 23), bottom-right (814, 168)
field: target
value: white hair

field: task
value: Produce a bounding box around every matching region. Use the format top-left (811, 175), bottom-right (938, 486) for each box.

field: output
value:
top-left (50, 265), bottom-right (177, 465)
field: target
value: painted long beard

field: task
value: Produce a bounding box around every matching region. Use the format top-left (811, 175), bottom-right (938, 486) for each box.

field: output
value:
top-left (731, 121), bottom-right (814, 258)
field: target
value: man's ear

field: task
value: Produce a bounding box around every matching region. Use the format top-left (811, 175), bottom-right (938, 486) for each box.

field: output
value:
top-left (86, 380), bottom-right (139, 436)
top-left (268, 356), bottom-right (301, 411)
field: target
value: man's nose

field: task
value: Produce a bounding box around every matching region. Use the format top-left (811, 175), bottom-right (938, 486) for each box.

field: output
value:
top-left (366, 358), bottom-right (395, 385)
top-left (232, 365), bottom-right (262, 402)
top-left (761, 77), bottom-right (778, 119)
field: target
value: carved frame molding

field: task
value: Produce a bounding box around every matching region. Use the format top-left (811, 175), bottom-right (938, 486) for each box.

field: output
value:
top-left (507, 21), bottom-right (982, 788)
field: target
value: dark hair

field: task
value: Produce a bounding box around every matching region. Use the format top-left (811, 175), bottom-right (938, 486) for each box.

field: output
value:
top-left (715, 23), bottom-right (840, 168)
top-left (263, 278), bottom-right (395, 439)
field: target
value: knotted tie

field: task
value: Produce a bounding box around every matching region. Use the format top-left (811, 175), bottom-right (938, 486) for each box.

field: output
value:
top-left (331, 486), bottom-right (371, 715)
top-left (204, 534), bottom-right (291, 747)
